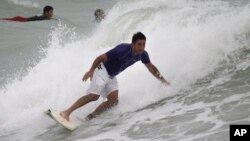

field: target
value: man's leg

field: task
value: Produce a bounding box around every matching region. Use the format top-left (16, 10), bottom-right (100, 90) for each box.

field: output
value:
top-left (60, 94), bottom-right (100, 121)
top-left (86, 90), bottom-right (118, 120)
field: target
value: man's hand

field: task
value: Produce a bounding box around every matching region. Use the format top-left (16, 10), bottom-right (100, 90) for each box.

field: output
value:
top-left (145, 63), bottom-right (170, 86)
top-left (160, 77), bottom-right (171, 86)
top-left (82, 70), bottom-right (94, 81)
top-left (83, 54), bottom-right (108, 82)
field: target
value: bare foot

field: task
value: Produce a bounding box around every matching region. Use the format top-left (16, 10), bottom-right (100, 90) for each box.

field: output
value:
top-left (60, 111), bottom-right (70, 121)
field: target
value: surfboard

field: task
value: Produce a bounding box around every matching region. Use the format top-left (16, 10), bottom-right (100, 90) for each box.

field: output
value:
top-left (45, 109), bottom-right (84, 130)
top-left (1, 16), bottom-right (27, 22)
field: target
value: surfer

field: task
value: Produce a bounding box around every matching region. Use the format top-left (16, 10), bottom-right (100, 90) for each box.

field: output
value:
top-left (1, 5), bottom-right (54, 22)
top-left (60, 32), bottom-right (170, 121)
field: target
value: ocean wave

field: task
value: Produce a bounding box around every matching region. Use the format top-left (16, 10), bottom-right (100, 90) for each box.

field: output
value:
top-left (7, 0), bottom-right (39, 8)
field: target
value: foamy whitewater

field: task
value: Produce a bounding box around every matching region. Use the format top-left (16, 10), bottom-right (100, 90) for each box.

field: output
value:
top-left (1, 0), bottom-right (250, 141)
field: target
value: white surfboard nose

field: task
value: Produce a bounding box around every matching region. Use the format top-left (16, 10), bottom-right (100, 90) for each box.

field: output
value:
top-left (45, 109), bottom-right (83, 130)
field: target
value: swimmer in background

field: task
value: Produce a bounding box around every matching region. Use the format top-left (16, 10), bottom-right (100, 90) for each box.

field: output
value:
top-left (94, 9), bottom-right (105, 23)
top-left (1, 6), bottom-right (54, 22)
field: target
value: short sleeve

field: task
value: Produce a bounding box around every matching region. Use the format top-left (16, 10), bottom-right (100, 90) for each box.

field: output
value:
top-left (105, 44), bottom-right (126, 61)
top-left (141, 51), bottom-right (150, 64)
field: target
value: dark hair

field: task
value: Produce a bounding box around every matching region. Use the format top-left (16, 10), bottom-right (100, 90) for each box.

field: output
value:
top-left (43, 6), bottom-right (53, 13)
top-left (94, 9), bottom-right (104, 17)
top-left (132, 32), bottom-right (146, 43)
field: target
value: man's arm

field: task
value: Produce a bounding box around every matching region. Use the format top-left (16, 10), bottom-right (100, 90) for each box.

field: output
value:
top-left (82, 54), bottom-right (108, 81)
top-left (145, 63), bottom-right (170, 85)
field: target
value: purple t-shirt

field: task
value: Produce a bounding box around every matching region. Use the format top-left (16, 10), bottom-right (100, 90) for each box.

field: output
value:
top-left (104, 43), bottom-right (150, 77)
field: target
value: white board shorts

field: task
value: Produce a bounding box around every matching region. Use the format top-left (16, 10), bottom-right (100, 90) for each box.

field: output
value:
top-left (86, 63), bottom-right (118, 98)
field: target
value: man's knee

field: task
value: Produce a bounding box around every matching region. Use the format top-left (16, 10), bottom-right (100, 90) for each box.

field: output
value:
top-left (107, 91), bottom-right (119, 105)
top-left (87, 94), bottom-right (100, 101)
top-left (112, 99), bottom-right (119, 105)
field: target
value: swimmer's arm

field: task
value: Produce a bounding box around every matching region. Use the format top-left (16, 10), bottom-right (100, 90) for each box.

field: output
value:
top-left (50, 18), bottom-right (59, 20)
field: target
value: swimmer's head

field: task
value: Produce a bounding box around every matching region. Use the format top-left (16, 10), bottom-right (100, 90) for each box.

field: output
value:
top-left (43, 6), bottom-right (53, 19)
top-left (94, 9), bottom-right (105, 22)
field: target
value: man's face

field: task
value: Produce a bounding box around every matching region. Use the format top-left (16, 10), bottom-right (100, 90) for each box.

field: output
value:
top-left (132, 39), bottom-right (146, 54)
top-left (45, 10), bottom-right (53, 18)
